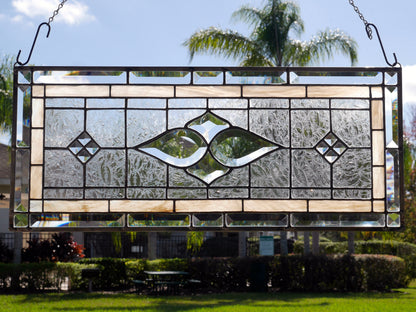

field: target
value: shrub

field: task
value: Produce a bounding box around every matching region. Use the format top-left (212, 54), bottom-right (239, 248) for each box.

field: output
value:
top-left (79, 258), bottom-right (127, 290)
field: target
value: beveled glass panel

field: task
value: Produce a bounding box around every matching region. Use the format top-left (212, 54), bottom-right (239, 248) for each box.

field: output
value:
top-left (193, 214), bottom-right (223, 227)
top-left (187, 112), bottom-right (229, 143)
top-left (194, 71), bottom-right (223, 84)
top-left (45, 109), bottom-right (84, 147)
top-left (14, 149), bottom-right (30, 212)
top-left (385, 87), bottom-right (398, 144)
top-left (251, 150), bottom-right (289, 187)
top-left (211, 129), bottom-right (278, 167)
top-left (386, 150), bottom-right (400, 212)
top-left (18, 70), bottom-right (31, 83)
top-left (292, 150), bottom-right (330, 187)
top-left (34, 70), bottom-right (126, 84)
top-left (250, 109), bottom-right (289, 147)
top-left (16, 86), bottom-right (31, 146)
top-left (291, 213), bottom-right (340, 227)
top-left (226, 213), bottom-right (288, 227)
top-left (130, 71), bottom-right (190, 84)
top-left (387, 213), bottom-right (400, 227)
top-left (14, 214), bottom-right (28, 228)
top-left (187, 153), bottom-right (229, 184)
top-left (290, 70), bottom-right (382, 84)
top-left (127, 110), bottom-right (166, 147)
top-left (291, 110), bottom-right (330, 148)
top-left (226, 70), bottom-right (286, 84)
top-left (340, 214), bottom-right (385, 227)
top-left (128, 214), bottom-right (190, 227)
top-left (30, 213), bottom-right (125, 228)
top-left (139, 129), bottom-right (207, 167)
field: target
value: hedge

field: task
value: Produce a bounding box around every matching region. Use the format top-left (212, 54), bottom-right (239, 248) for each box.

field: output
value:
top-left (0, 255), bottom-right (410, 292)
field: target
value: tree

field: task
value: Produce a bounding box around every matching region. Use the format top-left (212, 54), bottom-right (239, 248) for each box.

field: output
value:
top-left (184, 0), bottom-right (358, 66)
top-left (0, 55), bottom-right (13, 132)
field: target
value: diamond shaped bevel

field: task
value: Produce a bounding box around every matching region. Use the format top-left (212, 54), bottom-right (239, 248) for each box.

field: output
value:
top-left (316, 141), bottom-right (329, 155)
top-left (325, 150), bottom-right (338, 163)
top-left (333, 141), bottom-right (347, 155)
top-left (69, 141), bottom-right (83, 155)
top-left (85, 141), bottom-right (100, 155)
top-left (77, 132), bottom-right (92, 146)
top-left (77, 150), bottom-right (91, 163)
top-left (324, 133), bottom-right (338, 146)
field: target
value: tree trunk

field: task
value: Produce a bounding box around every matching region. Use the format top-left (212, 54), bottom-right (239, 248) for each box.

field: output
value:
top-left (303, 231), bottom-right (311, 255)
top-left (312, 232), bottom-right (319, 255)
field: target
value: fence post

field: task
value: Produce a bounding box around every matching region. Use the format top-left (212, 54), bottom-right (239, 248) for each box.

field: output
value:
top-left (148, 232), bottom-right (157, 260)
top-left (239, 232), bottom-right (248, 257)
top-left (13, 232), bottom-right (22, 263)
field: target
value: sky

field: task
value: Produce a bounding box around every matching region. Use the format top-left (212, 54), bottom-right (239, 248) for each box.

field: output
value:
top-left (0, 0), bottom-right (415, 142)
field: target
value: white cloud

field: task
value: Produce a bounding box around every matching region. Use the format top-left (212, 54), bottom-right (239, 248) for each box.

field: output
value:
top-left (12, 0), bottom-right (95, 25)
top-left (403, 65), bottom-right (416, 105)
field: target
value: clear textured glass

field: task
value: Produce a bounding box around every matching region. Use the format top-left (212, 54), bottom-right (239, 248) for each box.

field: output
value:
top-left (332, 189), bottom-right (371, 199)
top-left (86, 150), bottom-right (125, 187)
top-left (139, 129), bottom-right (207, 167)
top-left (250, 98), bottom-right (289, 108)
top-left (44, 150), bottom-right (84, 188)
top-left (87, 110), bottom-right (125, 148)
top-left (45, 109), bottom-right (84, 147)
top-left (208, 99), bottom-right (247, 109)
top-left (44, 188), bottom-right (83, 199)
top-left (291, 189), bottom-right (331, 199)
top-left (331, 99), bottom-right (369, 109)
top-left (45, 98), bottom-right (84, 108)
top-left (226, 213), bottom-right (288, 227)
top-left (211, 167), bottom-right (249, 187)
top-left (251, 150), bottom-right (289, 187)
top-left (87, 98), bottom-right (125, 108)
top-left (128, 98), bottom-right (166, 109)
top-left (168, 109), bottom-right (206, 129)
top-left (85, 188), bottom-right (125, 199)
top-left (211, 129), bottom-right (278, 167)
top-left (169, 167), bottom-right (205, 187)
top-left (127, 188), bottom-right (166, 199)
top-left (332, 111), bottom-right (371, 147)
top-left (226, 70), bottom-right (286, 84)
top-left (291, 110), bottom-right (330, 148)
top-left (292, 149), bottom-right (330, 187)
top-left (291, 99), bottom-right (329, 108)
top-left (128, 214), bottom-right (190, 227)
top-left (128, 150), bottom-right (167, 187)
top-left (211, 110), bottom-right (248, 130)
top-left (30, 213), bottom-right (125, 228)
top-left (208, 188), bottom-right (248, 198)
top-left (127, 110), bottom-right (166, 147)
top-left (250, 110), bottom-right (289, 147)
top-left (251, 188), bottom-right (290, 199)
top-left (169, 98), bottom-right (206, 108)
top-left (167, 188), bottom-right (207, 199)
top-left (193, 214), bottom-right (223, 227)
top-left (333, 149), bottom-right (371, 188)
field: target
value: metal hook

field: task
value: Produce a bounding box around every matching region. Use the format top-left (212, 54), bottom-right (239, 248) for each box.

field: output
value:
top-left (15, 22), bottom-right (51, 66)
top-left (365, 23), bottom-right (399, 67)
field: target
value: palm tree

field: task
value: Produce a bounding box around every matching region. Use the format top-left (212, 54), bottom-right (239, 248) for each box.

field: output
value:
top-left (184, 0), bottom-right (358, 66)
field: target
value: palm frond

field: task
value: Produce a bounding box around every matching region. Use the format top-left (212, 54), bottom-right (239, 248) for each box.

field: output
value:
top-left (183, 27), bottom-right (257, 62)
top-left (231, 6), bottom-right (265, 27)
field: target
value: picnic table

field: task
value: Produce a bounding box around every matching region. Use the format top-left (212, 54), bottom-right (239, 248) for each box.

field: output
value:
top-left (133, 271), bottom-right (201, 294)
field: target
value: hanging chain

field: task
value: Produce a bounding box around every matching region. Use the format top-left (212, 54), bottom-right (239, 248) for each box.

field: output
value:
top-left (348, 0), bottom-right (399, 67)
top-left (15, 0), bottom-right (68, 65)
top-left (48, 0), bottom-right (68, 24)
top-left (348, 0), bottom-right (372, 38)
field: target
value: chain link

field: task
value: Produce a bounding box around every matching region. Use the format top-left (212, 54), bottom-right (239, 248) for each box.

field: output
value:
top-left (348, 0), bottom-right (372, 38)
top-left (48, 0), bottom-right (68, 24)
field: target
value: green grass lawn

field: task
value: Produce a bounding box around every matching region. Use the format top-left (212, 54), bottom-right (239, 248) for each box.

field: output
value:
top-left (1, 281), bottom-right (415, 312)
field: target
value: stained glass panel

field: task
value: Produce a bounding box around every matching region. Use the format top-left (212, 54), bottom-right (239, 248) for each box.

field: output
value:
top-left (11, 66), bottom-right (403, 230)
